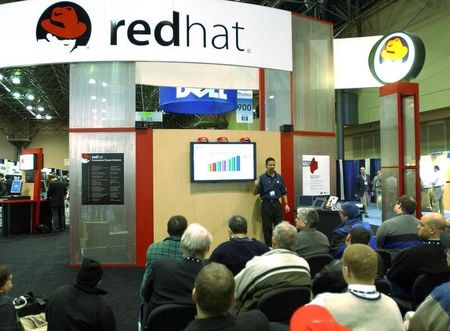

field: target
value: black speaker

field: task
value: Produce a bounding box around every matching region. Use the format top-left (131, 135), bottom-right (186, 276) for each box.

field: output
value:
top-left (279, 124), bottom-right (293, 132)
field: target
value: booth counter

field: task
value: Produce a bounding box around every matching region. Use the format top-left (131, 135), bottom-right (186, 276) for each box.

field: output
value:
top-left (1, 198), bottom-right (52, 236)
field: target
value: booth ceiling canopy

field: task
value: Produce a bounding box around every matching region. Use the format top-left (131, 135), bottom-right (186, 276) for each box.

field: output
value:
top-left (0, 0), bottom-right (396, 138)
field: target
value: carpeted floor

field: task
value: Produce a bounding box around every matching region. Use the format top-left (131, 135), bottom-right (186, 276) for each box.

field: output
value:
top-left (0, 230), bottom-right (144, 331)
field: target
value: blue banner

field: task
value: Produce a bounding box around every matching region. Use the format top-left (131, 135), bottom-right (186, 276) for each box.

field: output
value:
top-left (159, 87), bottom-right (237, 115)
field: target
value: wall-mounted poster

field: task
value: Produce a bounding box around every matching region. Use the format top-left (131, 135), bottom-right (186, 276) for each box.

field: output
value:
top-left (81, 153), bottom-right (124, 205)
top-left (302, 155), bottom-right (330, 196)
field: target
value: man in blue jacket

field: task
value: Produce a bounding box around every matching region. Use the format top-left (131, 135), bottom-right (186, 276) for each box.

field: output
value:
top-left (329, 202), bottom-right (375, 258)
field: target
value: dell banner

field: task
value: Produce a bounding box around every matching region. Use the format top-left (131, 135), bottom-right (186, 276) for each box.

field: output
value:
top-left (159, 87), bottom-right (237, 115)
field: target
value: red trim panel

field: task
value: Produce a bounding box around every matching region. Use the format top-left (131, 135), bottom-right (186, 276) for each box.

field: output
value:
top-left (69, 128), bottom-right (135, 133)
top-left (379, 82), bottom-right (419, 97)
top-left (280, 132), bottom-right (294, 223)
top-left (135, 129), bottom-right (153, 267)
top-left (293, 131), bottom-right (336, 137)
top-left (259, 69), bottom-right (265, 131)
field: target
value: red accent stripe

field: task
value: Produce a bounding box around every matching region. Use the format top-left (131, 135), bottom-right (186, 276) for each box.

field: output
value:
top-left (290, 72), bottom-right (294, 125)
top-left (259, 69), bottom-right (265, 131)
top-left (136, 129), bottom-right (153, 267)
top-left (379, 82), bottom-right (419, 97)
top-left (293, 131), bottom-right (336, 137)
top-left (280, 132), bottom-right (294, 223)
top-left (69, 128), bottom-right (136, 133)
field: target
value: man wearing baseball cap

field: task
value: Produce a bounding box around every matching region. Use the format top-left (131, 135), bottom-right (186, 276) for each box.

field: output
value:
top-left (46, 258), bottom-right (116, 331)
top-left (404, 231), bottom-right (450, 330)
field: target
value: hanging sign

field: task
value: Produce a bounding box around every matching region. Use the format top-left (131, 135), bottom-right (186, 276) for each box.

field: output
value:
top-left (236, 90), bottom-right (253, 123)
top-left (159, 87), bottom-right (237, 114)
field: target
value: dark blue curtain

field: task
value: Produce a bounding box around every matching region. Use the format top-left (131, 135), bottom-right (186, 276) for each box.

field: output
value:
top-left (343, 160), bottom-right (360, 201)
top-left (371, 158), bottom-right (381, 177)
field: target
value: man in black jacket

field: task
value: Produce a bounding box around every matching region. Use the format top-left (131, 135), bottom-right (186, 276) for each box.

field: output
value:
top-left (184, 263), bottom-right (270, 331)
top-left (46, 258), bottom-right (116, 331)
top-left (387, 212), bottom-right (449, 300)
top-left (47, 173), bottom-right (67, 231)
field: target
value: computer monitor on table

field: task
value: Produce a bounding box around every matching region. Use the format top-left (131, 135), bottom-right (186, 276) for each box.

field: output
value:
top-left (312, 196), bottom-right (327, 209)
top-left (10, 180), bottom-right (22, 195)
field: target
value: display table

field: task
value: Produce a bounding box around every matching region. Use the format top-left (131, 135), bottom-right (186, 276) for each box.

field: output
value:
top-left (1, 199), bottom-right (33, 236)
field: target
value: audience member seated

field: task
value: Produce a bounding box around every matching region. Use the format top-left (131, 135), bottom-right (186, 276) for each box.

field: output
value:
top-left (310, 244), bottom-right (404, 331)
top-left (209, 215), bottom-right (269, 275)
top-left (313, 227), bottom-right (372, 295)
top-left (329, 202), bottom-right (374, 258)
top-left (140, 215), bottom-right (188, 296)
top-left (231, 221), bottom-right (311, 315)
top-left (404, 230), bottom-right (450, 331)
top-left (387, 212), bottom-right (449, 300)
top-left (376, 195), bottom-right (421, 259)
top-left (183, 263), bottom-right (270, 331)
top-left (46, 258), bottom-right (116, 331)
top-left (290, 305), bottom-right (350, 331)
top-left (141, 223), bottom-right (212, 313)
top-left (295, 207), bottom-right (330, 258)
top-left (0, 265), bottom-right (24, 331)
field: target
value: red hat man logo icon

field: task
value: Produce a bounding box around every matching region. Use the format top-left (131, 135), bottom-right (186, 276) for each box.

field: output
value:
top-left (37, 1), bottom-right (91, 52)
top-left (41, 6), bottom-right (87, 39)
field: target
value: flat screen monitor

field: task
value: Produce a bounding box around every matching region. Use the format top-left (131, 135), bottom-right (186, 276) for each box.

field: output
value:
top-left (190, 142), bottom-right (256, 182)
top-left (312, 196), bottom-right (328, 209)
top-left (10, 180), bottom-right (22, 195)
top-left (19, 154), bottom-right (36, 170)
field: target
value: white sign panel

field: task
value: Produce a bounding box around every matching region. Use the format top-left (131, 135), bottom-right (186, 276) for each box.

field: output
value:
top-left (0, 0), bottom-right (292, 71)
top-left (236, 90), bottom-right (253, 123)
top-left (302, 155), bottom-right (330, 196)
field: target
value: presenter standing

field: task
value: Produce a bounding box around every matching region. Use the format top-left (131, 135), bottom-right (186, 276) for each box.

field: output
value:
top-left (253, 157), bottom-right (289, 246)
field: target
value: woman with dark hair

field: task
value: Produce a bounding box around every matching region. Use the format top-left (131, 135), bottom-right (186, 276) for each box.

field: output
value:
top-left (0, 265), bottom-right (24, 331)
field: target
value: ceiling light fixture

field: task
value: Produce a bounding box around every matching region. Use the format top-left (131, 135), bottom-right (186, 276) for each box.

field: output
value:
top-left (11, 77), bottom-right (21, 85)
top-left (88, 78), bottom-right (96, 84)
top-left (12, 91), bottom-right (21, 99)
top-left (26, 105), bottom-right (33, 110)
top-left (45, 115), bottom-right (52, 120)
top-left (36, 114), bottom-right (42, 119)
top-left (27, 94), bottom-right (35, 101)
top-left (37, 106), bottom-right (44, 112)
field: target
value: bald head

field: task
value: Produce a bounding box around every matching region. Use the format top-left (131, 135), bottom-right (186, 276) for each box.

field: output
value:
top-left (418, 213), bottom-right (446, 240)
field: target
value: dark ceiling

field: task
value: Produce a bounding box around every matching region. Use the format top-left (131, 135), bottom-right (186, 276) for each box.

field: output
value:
top-left (0, 0), bottom-right (396, 141)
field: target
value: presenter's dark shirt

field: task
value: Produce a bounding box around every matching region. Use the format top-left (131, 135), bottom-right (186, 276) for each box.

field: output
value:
top-left (257, 172), bottom-right (287, 201)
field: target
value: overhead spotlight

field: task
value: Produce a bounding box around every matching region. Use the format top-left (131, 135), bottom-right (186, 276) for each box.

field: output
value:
top-left (101, 82), bottom-right (108, 87)
top-left (37, 106), bottom-right (44, 112)
top-left (269, 95), bottom-right (275, 99)
top-left (26, 105), bottom-right (33, 110)
top-left (240, 137), bottom-right (251, 142)
top-left (27, 94), bottom-right (35, 101)
top-left (101, 98), bottom-right (107, 103)
top-left (12, 91), bottom-right (21, 99)
top-left (90, 95), bottom-right (96, 100)
top-left (11, 77), bottom-right (20, 85)
top-left (36, 114), bottom-right (42, 119)
top-left (197, 137), bottom-right (209, 143)
top-left (45, 114), bottom-right (52, 120)
top-left (216, 136), bottom-right (228, 142)
top-left (88, 78), bottom-right (96, 84)
top-left (0, 74), bottom-right (3, 80)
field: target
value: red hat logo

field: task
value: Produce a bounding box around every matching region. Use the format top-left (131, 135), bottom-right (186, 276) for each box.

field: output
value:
top-left (37, 2), bottom-right (91, 52)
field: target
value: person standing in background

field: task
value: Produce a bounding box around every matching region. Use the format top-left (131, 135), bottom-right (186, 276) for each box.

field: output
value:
top-left (0, 173), bottom-right (8, 196)
top-left (372, 170), bottom-right (382, 210)
top-left (253, 157), bottom-right (290, 246)
top-left (47, 173), bottom-right (68, 232)
top-left (431, 165), bottom-right (445, 215)
top-left (355, 167), bottom-right (371, 217)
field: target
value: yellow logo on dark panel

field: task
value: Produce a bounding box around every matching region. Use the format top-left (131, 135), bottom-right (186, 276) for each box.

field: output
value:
top-left (369, 32), bottom-right (425, 84)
